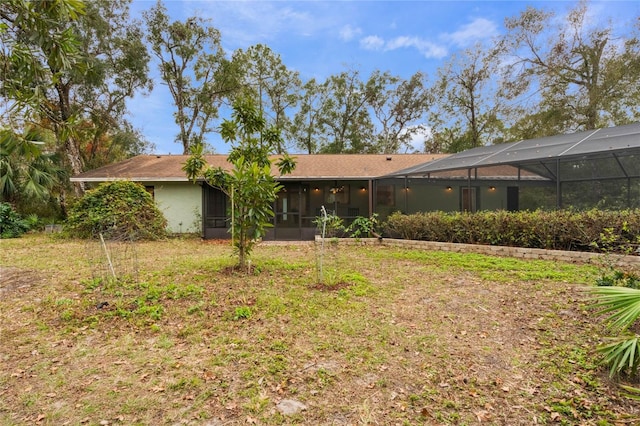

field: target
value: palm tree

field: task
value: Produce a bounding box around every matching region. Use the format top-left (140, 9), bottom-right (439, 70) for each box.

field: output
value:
top-left (0, 128), bottom-right (66, 205)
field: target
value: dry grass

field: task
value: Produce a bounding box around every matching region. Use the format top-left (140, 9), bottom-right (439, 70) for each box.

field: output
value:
top-left (1, 234), bottom-right (639, 425)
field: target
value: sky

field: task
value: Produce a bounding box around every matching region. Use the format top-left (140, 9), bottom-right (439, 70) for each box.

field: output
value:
top-left (125, 0), bottom-right (640, 155)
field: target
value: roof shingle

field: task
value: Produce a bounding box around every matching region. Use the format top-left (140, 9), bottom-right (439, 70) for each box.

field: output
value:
top-left (71, 154), bottom-right (448, 182)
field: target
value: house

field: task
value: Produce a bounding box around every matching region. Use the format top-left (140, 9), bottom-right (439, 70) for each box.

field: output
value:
top-left (71, 123), bottom-right (640, 240)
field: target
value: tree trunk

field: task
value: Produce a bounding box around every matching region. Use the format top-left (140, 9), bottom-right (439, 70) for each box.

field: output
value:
top-left (65, 135), bottom-right (86, 197)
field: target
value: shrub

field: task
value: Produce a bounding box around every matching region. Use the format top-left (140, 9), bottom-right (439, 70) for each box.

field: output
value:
top-left (346, 214), bottom-right (379, 238)
top-left (65, 181), bottom-right (167, 240)
top-left (0, 202), bottom-right (30, 238)
top-left (383, 209), bottom-right (640, 255)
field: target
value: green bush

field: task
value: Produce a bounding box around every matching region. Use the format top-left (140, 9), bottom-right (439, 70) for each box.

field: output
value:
top-left (0, 202), bottom-right (31, 238)
top-left (383, 209), bottom-right (640, 255)
top-left (65, 181), bottom-right (167, 240)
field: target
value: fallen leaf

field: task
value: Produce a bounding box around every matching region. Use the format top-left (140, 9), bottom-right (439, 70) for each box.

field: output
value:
top-left (474, 410), bottom-right (491, 422)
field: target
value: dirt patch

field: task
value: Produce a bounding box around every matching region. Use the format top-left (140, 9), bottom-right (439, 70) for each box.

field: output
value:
top-left (0, 267), bottom-right (38, 294)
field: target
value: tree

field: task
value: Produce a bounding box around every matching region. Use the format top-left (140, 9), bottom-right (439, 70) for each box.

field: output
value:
top-left (289, 78), bottom-right (328, 154)
top-left (315, 68), bottom-right (376, 153)
top-left (1, 0), bottom-right (84, 194)
top-left (233, 44), bottom-right (301, 151)
top-left (1, 0), bottom-right (152, 198)
top-left (0, 127), bottom-right (65, 205)
top-left (144, 1), bottom-right (239, 154)
top-left (430, 45), bottom-right (506, 152)
top-left (367, 71), bottom-right (432, 153)
top-left (183, 98), bottom-right (295, 270)
top-left (498, 1), bottom-right (640, 134)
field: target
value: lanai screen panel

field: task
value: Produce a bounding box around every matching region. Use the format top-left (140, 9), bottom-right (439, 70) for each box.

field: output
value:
top-left (390, 123), bottom-right (640, 177)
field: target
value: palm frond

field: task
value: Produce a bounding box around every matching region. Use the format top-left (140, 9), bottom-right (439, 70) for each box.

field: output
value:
top-left (591, 286), bottom-right (640, 331)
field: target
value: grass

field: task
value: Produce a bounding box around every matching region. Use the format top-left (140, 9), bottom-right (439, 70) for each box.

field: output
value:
top-left (0, 234), bottom-right (638, 425)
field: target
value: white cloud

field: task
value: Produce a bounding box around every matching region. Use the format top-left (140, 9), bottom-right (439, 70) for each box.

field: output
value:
top-left (360, 35), bottom-right (447, 59)
top-left (340, 24), bottom-right (362, 41)
top-left (189, 1), bottom-right (323, 47)
top-left (360, 35), bottom-right (385, 51)
top-left (441, 17), bottom-right (499, 47)
top-left (357, 17), bottom-right (498, 60)
top-left (387, 36), bottom-right (448, 59)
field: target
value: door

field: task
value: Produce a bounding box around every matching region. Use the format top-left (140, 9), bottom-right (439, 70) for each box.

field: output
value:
top-left (273, 184), bottom-right (309, 239)
top-left (507, 186), bottom-right (519, 211)
top-left (461, 187), bottom-right (477, 212)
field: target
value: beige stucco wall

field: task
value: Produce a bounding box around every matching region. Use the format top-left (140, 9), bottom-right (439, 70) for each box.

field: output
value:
top-left (152, 182), bottom-right (202, 234)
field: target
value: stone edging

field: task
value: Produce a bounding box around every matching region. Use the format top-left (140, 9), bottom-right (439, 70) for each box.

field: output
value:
top-left (314, 236), bottom-right (640, 268)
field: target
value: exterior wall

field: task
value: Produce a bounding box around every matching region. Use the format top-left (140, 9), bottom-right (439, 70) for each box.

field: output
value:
top-left (479, 185), bottom-right (506, 210)
top-left (406, 183), bottom-right (459, 214)
top-left (152, 182), bottom-right (202, 234)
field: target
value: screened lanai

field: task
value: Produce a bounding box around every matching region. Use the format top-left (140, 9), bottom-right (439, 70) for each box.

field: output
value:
top-left (389, 123), bottom-right (640, 211)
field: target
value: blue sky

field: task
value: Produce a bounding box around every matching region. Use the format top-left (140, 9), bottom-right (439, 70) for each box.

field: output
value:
top-left (126, 0), bottom-right (640, 154)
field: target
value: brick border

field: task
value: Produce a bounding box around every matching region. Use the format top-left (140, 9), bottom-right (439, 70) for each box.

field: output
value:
top-left (315, 236), bottom-right (640, 268)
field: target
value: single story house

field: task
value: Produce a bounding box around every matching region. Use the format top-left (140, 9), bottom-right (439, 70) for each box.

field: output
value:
top-left (72, 123), bottom-right (640, 240)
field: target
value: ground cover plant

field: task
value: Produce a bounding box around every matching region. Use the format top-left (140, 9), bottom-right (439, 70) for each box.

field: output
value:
top-left (1, 235), bottom-right (640, 425)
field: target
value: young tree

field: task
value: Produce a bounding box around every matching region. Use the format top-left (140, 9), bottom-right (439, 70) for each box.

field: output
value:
top-left (183, 98), bottom-right (295, 270)
top-left (144, 1), bottom-right (239, 154)
top-left (498, 1), bottom-right (640, 134)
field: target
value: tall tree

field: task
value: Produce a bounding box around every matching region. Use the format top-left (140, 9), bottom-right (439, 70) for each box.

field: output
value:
top-left (429, 45), bottom-right (505, 152)
top-left (367, 71), bottom-right (432, 153)
top-left (315, 68), bottom-right (375, 153)
top-left (144, 1), bottom-right (239, 154)
top-left (1, 0), bottom-right (84, 194)
top-left (1, 0), bottom-right (152, 197)
top-left (183, 97), bottom-right (295, 270)
top-left (498, 1), bottom-right (640, 134)
top-left (233, 44), bottom-right (301, 151)
top-left (289, 78), bottom-right (328, 154)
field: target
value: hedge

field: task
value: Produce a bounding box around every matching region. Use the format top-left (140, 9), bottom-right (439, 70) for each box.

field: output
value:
top-left (383, 209), bottom-right (640, 255)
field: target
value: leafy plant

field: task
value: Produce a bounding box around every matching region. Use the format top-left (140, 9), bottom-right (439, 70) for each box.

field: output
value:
top-left (313, 210), bottom-right (344, 238)
top-left (346, 213), bottom-right (379, 238)
top-left (0, 202), bottom-right (31, 238)
top-left (591, 285), bottom-right (640, 378)
top-left (183, 97), bottom-right (295, 270)
top-left (596, 270), bottom-right (640, 289)
top-left (65, 181), bottom-right (167, 240)
top-left (597, 336), bottom-right (640, 378)
top-left (233, 306), bottom-right (252, 320)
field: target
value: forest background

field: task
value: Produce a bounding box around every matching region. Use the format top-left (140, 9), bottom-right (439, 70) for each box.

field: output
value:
top-left (1, 0), bottom-right (639, 215)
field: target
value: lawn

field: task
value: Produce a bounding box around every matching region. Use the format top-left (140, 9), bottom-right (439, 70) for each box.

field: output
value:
top-left (1, 234), bottom-right (639, 425)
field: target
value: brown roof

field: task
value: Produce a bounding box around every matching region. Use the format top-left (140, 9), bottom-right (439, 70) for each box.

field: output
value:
top-left (71, 154), bottom-right (449, 182)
